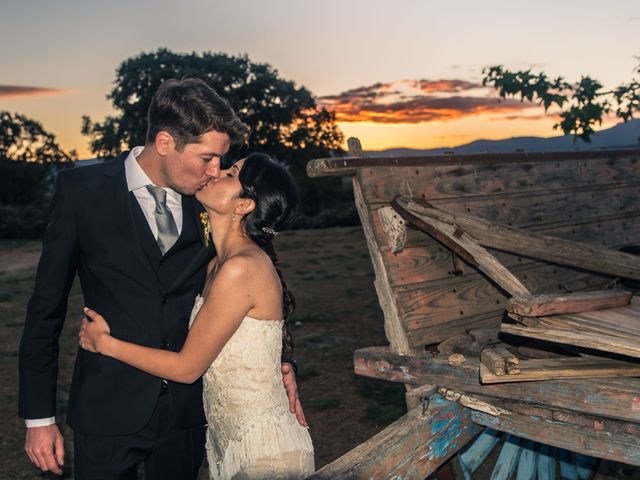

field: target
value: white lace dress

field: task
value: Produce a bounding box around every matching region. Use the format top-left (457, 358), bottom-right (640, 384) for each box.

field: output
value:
top-left (189, 295), bottom-right (314, 480)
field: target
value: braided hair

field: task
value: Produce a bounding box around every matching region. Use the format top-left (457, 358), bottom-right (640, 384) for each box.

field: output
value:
top-left (237, 153), bottom-right (299, 356)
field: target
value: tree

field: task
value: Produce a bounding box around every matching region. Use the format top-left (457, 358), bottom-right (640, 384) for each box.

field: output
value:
top-left (0, 111), bottom-right (76, 163)
top-left (83, 49), bottom-right (350, 226)
top-left (82, 49), bottom-right (344, 159)
top-left (482, 62), bottom-right (640, 141)
top-left (0, 112), bottom-right (76, 238)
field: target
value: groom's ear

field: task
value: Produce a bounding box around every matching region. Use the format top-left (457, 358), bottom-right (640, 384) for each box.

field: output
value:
top-left (155, 131), bottom-right (175, 156)
top-left (235, 198), bottom-right (256, 216)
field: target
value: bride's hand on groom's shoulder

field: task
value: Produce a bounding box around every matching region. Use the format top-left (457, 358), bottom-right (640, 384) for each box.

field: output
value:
top-left (79, 307), bottom-right (111, 354)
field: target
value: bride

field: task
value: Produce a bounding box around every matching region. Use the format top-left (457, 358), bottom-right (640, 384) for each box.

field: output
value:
top-left (79, 153), bottom-right (315, 479)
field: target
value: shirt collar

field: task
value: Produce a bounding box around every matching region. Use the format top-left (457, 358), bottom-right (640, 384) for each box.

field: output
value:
top-left (124, 146), bottom-right (153, 192)
top-left (124, 146), bottom-right (182, 202)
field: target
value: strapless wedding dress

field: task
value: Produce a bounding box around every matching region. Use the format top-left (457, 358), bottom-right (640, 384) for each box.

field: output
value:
top-left (189, 295), bottom-right (314, 480)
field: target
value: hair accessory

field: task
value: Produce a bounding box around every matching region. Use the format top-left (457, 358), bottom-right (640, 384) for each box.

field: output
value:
top-left (262, 226), bottom-right (278, 237)
top-left (199, 211), bottom-right (211, 247)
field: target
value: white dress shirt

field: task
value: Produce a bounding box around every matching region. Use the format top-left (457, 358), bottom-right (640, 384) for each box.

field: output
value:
top-left (25, 147), bottom-right (183, 428)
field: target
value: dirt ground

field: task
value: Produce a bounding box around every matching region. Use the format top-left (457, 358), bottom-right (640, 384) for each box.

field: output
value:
top-left (0, 227), bottom-right (409, 479)
top-left (1, 228), bottom-right (638, 479)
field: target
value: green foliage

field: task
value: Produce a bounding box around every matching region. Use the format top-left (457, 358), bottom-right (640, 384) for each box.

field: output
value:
top-left (82, 48), bottom-right (344, 160)
top-left (0, 111), bottom-right (76, 163)
top-left (483, 62), bottom-right (640, 142)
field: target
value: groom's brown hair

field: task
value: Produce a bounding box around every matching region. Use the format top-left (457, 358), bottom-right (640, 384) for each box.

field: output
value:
top-left (146, 77), bottom-right (249, 150)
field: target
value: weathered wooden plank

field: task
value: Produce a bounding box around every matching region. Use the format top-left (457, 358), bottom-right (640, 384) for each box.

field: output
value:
top-left (401, 264), bottom-right (613, 347)
top-left (490, 434), bottom-right (522, 480)
top-left (392, 196), bottom-right (530, 296)
top-left (394, 196), bottom-right (640, 280)
top-left (458, 428), bottom-right (502, 477)
top-left (481, 347), bottom-right (520, 376)
top-left (371, 187), bottom-right (640, 251)
top-left (479, 356), bottom-right (640, 384)
top-left (471, 410), bottom-right (640, 466)
top-left (377, 206), bottom-right (406, 253)
top-left (507, 290), bottom-right (632, 317)
top-left (501, 323), bottom-right (640, 358)
top-left (559, 448), bottom-right (579, 480)
top-left (539, 301), bottom-right (640, 339)
top-left (515, 441), bottom-right (537, 480)
top-left (358, 155), bottom-right (640, 203)
top-left (306, 149), bottom-right (640, 178)
top-left (405, 383), bottom-right (438, 411)
top-left (351, 167), bottom-right (417, 355)
top-left (373, 181), bottom-right (640, 230)
top-left (443, 389), bottom-right (640, 437)
top-left (513, 307), bottom-right (640, 341)
top-left (307, 394), bottom-right (480, 479)
top-left (572, 452), bottom-right (598, 480)
top-left (353, 346), bottom-right (640, 422)
top-left (536, 445), bottom-right (557, 480)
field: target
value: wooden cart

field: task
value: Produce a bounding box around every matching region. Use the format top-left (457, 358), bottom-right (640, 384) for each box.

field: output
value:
top-left (306, 139), bottom-right (640, 479)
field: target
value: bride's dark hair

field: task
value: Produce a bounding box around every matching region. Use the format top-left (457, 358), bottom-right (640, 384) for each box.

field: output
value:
top-left (237, 153), bottom-right (300, 356)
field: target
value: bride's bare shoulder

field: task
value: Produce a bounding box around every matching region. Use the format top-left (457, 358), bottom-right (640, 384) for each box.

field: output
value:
top-left (217, 248), bottom-right (273, 282)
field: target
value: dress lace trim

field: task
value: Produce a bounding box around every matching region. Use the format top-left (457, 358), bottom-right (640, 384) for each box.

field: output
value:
top-left (189, 295), bottom-right (314, 480)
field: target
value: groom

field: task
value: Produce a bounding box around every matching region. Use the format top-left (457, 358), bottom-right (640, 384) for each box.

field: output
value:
top-left (19, 78), bottom-right (303, 479)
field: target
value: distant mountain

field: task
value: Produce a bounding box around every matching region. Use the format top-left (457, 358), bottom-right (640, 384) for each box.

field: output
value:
top-left (365, 119), bottom-right (640, 157)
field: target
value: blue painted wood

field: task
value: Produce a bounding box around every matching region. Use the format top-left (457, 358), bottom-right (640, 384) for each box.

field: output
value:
top-left (559, 449), bottom-right (579, 480)
top-left (458, 428), bottom-right (503, 478)
top-left (490, 434), bottom-right (522, 480)
top-left (572, 452), bottom-right (598, 480)
top-left (537, 444), bottom-right (557, 480)
top-left (516, 440), bottom-right (537, 480)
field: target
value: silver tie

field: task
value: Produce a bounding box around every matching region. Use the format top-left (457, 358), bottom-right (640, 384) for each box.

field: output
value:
top-left (146, 185), bottom-right (179, 255)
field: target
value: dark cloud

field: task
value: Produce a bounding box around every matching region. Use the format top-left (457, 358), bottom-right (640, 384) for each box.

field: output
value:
top-left (318, 79), bottom-right (537, 124)
top-left (0, 85), bottom-right (66, 98)
top-left (489, 113), bottom-right (554, 121)
top-left (413, 79), bottom-right (481, 93)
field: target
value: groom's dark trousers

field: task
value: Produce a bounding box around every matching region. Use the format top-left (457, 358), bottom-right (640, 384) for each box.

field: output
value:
top-left (19, 154), bottom-right (213, 479)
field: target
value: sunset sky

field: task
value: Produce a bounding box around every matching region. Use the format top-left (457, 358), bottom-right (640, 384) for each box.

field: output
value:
top-left (1, 1), bottom-right (639, 158)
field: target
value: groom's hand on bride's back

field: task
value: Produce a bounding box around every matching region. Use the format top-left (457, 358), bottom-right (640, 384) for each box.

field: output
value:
top-left (281, 363), bottom-right (307, 427)
top-left (25, 424), bottom-right (64, 475)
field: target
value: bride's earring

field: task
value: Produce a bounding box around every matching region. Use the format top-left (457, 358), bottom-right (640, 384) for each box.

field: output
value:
top-left (232, 211), bottom-right (237, 222)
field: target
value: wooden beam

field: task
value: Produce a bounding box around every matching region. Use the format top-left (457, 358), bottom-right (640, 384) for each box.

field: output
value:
top-left (347, 139), bottom-right (419, 355)
top-left (507, 290), bottom-right (632, 317)
top-left (305, 148), bottom-right (640, 178)
top-left (391, 197), bottom-right (530, 296)
top-left (471, 410), bottom-right (640, 466)
top-left (481, 347), bottom-right (520, 376)
top-left (480, 356), bottom-right (640, 384)
top-left (353, 346), bottom-right (640, 423)
top-left (393, 196), bottom-right (640, 280)
top-left (501, 323), bottom-right (640, 358)
top-left (307, 394), bottom-right (480, 479)
top-left (405, 383), bottom-right (438, 410)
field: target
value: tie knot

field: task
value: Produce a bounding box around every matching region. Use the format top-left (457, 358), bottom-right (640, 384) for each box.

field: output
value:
top-left (146, 184), bottom-right (168, 206)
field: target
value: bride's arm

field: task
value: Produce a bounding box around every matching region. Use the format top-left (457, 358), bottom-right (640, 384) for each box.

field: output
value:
top-left (80, 256), bottom-right (254, 383)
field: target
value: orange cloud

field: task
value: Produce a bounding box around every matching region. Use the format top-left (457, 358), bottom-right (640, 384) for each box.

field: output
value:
top-left (319, 79), bottom-right (538, 124)
top-left (0, 85), bottom-right (67, 98)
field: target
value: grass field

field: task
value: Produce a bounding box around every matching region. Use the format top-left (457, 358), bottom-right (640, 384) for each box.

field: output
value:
top-left (0, 227), bottom-right (407, 478)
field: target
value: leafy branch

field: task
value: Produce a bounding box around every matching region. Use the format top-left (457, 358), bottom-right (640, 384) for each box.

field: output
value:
top-left (482, 61), bottom-right (640, 142)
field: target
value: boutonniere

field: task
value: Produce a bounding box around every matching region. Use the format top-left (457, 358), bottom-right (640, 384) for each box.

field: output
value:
top-left (199, 211), bottom-right (211, 247)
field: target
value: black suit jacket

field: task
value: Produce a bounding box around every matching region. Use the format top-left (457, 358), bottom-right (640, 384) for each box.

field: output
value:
top-left (19, 154), bottom-right (213, 435)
